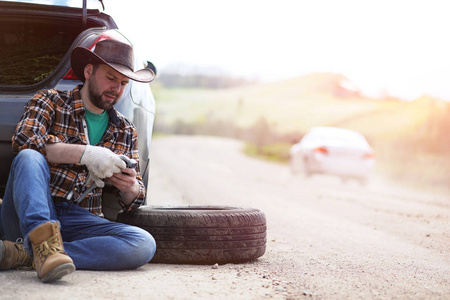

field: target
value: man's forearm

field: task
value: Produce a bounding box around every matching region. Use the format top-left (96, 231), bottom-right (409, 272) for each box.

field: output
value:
top-left (45, 143), bottom-right (86, 164)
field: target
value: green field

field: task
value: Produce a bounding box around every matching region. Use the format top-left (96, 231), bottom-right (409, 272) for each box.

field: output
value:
top-left (152, 73), bottom-right (450, 193)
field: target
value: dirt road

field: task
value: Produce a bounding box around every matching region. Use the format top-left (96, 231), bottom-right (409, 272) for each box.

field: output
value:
top-left (1, 135), bottom-right (449, 299)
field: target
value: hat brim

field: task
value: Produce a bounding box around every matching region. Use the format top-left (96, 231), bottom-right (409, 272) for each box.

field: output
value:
top-left (71, 46), bottom-right (155, 83)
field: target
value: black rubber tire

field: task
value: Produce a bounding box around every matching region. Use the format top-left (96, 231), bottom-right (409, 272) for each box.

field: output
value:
top-left (117, 205), bottom-right (267, 264)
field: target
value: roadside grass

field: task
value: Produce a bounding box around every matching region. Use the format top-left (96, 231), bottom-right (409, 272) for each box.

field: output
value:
top-left (243, 142), bottom-right (292, 163)
top-left (152, 73), bottom-right (450, 193)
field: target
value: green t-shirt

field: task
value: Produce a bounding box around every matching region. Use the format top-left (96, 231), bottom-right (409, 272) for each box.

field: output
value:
top-left (84, 109), bottom-right (109, 145)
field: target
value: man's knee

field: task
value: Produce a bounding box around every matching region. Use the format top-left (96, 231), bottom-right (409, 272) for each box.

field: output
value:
top-left (15, 149), bottom-right (46, 164)
top-left (12, 149), bottom-right (49, 174)
top-left (138, 228), bottom-right (156, 263)
top-left (127, 227), bottom-right (156, 267)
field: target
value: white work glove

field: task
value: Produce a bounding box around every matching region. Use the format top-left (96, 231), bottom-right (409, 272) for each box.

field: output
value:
top-left (80, 145), bottom-right (126, 188)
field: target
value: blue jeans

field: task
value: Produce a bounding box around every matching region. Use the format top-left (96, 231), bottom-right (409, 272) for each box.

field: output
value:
top-left (0, 149), bottom-right (156, 270)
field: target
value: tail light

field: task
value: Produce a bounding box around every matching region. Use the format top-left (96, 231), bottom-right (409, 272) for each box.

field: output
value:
top-left (363, 152), bottom-right (376, 159)
top-left (63, 30), bottom-right (130, 80)
top-left (313, 147), bottom-right (328, 154)
top-left (63, 69), bottom-right (79, 80)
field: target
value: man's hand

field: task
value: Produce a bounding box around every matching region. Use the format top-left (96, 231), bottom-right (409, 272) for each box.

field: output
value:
top-left (107, 168), bottom-right (140, 204)
top-left (80, 145), bottom-right (126, 187)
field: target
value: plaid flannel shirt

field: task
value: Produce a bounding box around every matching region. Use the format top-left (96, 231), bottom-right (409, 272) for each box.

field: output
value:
top-left (11, 85), bottom-right (145, 215)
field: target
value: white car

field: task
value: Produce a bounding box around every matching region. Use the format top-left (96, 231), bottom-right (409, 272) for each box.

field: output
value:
top-left (289, 127), bottom-right (375, 184)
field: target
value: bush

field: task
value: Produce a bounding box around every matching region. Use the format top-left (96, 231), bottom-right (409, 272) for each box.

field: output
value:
top-left (243, 142), bottom-right (291, 163)
top-left (155, 115), bottom-right (298, 163)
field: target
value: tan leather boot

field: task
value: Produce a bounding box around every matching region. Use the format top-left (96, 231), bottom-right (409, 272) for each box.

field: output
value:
top-left (0, 240), bottom-right (33, 270)
top-left (29, 221), bottom-right (75, 283)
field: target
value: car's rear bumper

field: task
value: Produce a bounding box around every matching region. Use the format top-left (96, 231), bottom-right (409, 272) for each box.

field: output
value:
top-left (308, 154), bottom-right (375, 178)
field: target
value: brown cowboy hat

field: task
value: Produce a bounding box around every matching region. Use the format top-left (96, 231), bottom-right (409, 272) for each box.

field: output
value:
top-left (71, 39), bottom-right (155, 83)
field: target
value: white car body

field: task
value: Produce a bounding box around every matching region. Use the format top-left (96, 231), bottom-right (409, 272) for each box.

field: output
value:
top-left (290, 127), bottom-right (375, 184)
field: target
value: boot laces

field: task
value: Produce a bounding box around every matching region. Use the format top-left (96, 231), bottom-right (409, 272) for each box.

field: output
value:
top-left (14, 243), bottom-right (33, 270)
top-left (34, 234), bottom-right (65, 258)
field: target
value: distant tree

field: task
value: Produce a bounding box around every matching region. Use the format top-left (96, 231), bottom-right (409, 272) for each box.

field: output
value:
top-left (156, 72), bottom-right (257, 89)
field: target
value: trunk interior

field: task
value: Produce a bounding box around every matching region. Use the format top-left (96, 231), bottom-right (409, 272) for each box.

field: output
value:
top-left (0, 18), bottom-right (87, 86)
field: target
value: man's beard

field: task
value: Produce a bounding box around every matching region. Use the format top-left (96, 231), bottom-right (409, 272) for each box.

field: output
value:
top-left (88, 85), bottom-right (119, 111)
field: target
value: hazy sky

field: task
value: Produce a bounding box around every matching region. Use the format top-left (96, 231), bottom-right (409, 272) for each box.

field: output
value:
top-left (105, 0), bottom-right (450, 100)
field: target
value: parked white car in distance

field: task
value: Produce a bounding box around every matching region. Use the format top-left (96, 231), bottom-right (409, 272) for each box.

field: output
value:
top-left (290, 126), bottom-right (375, 184)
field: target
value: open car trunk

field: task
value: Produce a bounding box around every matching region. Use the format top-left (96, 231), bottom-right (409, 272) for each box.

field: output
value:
top-left (0, 1), bottom-right (116, 87)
